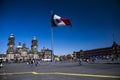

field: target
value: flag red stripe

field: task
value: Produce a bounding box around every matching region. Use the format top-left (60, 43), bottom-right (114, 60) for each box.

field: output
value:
top-left (60, 18), bottom-right (71, 25)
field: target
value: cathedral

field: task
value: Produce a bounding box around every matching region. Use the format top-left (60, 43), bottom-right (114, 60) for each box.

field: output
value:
top-left (6, 34), bottom-right (52, 62)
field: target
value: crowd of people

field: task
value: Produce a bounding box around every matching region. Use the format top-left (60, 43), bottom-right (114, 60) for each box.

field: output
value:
top-left (27, 59), bottom-right (39, 67)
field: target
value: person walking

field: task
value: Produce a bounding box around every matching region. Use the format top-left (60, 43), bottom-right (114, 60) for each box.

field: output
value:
top-left (34, 59), bottom-right (38, 67)
top-left (78, 58), bottom-right (82, 66)
top-left (30, 59), bottom-right (34, 67)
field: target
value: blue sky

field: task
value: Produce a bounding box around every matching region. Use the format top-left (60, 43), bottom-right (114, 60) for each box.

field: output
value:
top-left (0, 0), bottom-right (120, 56)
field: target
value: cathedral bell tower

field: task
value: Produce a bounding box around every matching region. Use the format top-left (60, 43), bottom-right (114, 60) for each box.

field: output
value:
top-left (7, 34), bottom-right (15, 54)
top-left (7, 34), bottom-right (15, 60)
top-left (31, 36), bottom-right (39, 59)
top-left (31, 36), bottom-right (38, 53)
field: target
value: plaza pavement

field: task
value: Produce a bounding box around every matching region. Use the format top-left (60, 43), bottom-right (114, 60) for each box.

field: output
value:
top-left (0, 61), bottom-right (120, 80)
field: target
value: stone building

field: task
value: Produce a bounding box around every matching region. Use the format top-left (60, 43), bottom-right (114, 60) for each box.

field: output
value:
top-left (6, 34), bottom-right (52, 62)
top-left (6, 34), bottom-right (15, 61)
top-left (6, 34), bottom-right (39, 62)
top-left (31, 36), bottom-right (39, 59)
top-left (0, 54), bottom-right (6, 62)
top-left (14, 42), bottom-right (29, 62)
top-left (39, 47), bottom-right (52, 61)
top-left (73, 41), bottom-right (120, 60)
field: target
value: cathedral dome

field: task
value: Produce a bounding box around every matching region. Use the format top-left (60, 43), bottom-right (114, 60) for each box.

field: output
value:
top-left (17, 45), bottom-right (22, 48)
top-left (33, 36), bottom-right (36, 40)
top-left (17, 42), bottom-right (22, 48)
top-left (10, 33), bottom-right (14, 38)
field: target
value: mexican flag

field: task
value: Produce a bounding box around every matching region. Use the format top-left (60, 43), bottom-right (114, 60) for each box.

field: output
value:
top-left (51, 13), bottom-right (72, 27)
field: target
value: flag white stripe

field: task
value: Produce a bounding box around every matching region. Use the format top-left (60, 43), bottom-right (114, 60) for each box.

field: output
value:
top-left (54, 14), bottom-right (61, 19)
top-left (53, 14), bottom-right (66, 26)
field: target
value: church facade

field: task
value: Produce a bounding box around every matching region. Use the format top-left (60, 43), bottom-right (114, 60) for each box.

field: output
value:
top-left (6, 34), bottom-right (52, 62)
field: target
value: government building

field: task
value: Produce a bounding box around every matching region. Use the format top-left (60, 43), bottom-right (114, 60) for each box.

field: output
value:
top-left (73, 41), bottom-right (120, 61)
top-left (6, 34), bottom-right (52, 62)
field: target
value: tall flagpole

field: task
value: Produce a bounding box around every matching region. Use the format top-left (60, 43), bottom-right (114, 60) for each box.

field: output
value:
top-left (50, 11), bottom-right (72, 62)
top-left (51, 27), bottom-right (54, 62)
top-left (51, 11), bottom-right (54, 62)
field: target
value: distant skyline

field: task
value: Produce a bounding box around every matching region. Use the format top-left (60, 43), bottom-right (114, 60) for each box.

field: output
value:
top-left (0, 0), bottom-right (120, 56)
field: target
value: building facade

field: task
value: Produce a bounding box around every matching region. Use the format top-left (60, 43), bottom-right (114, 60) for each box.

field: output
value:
top-left (73, 41), bottom-right (120, 61)
top-left (6, 34), bottom-right (15, 61)
top-left (6, 34), bottom-right (52, 62)
top-left (0, 54), bottom-right (6, 62)
top-left (39, 47), bottom-right (52, 61)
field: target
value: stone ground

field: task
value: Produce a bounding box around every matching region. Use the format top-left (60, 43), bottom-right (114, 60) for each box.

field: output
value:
top-left (0, 61), bottom-right (120, 80)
